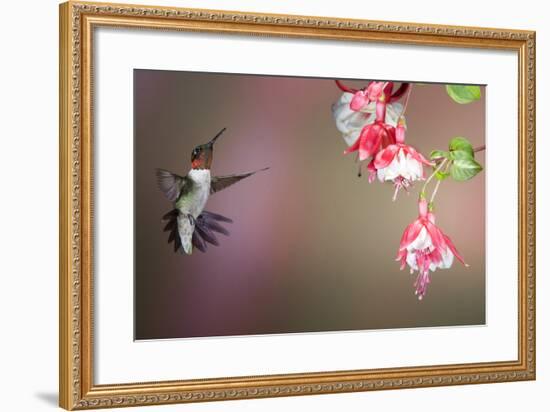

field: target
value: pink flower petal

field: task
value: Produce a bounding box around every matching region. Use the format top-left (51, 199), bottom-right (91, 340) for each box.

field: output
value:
top-left (367, 81), bottom-right (385, 100)
top-left (425, 220), bottom-right (446, 251)
top-left (381, 124), bottom-right (396, 147)
top-left (399, 220), bottom-right (423, 251)
top-left (360, 125), bottom-right (381, 160)
top-left (398, 223), bottom-right (415, 251)
top-left (429, 247), bottom-right (443, 267)
top-left (396, 249), bottom-right (408, 270)
top-left (367, 159), bottom-right (377, 183)
top-left (406, 145), bottom-right (434, 166)
top-left (350, 90), bottom-right (368, 111)
top-left (442, 234), bottom-right (467, 265)
top-left (382, 81), bottom-right (394, 97)
top-left (358, 140), bottom-right (371, 161)
top-left (343, 135), bottom-right (361, 155)
top-left (374, 145), bottom-right (399, 169)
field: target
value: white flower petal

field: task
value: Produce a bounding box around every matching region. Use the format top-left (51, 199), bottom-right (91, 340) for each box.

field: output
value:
top-left (407, 154), bottom-right (424, 180)
top-left (429, 247), bottom-right (454, 272)
top-left (332, 93), bottom-right (403, 146)
top-left (407, 227), bottom-right (433, 252)
top-left (385, 102), bottom-right (403, 127)
top-left (406, 251), bottom-right (418, 271)
top-left (378, 151), bottom-right (402, 181)
top-left (332, 93), bottom-right (370, 133)
top-left (438, 247), bottom-right (454, 269)
top-left (377, 149), bottom-right (424, 183)
top-left (342, 129), bottom-right (362, 146)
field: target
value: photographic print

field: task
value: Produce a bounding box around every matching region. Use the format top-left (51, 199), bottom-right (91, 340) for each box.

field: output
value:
top-left (134, 70), bottom-right (486, 340)
top-left (60, 5), bottom-right (535, 407)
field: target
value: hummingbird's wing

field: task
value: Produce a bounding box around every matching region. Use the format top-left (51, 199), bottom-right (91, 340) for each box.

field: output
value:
top-left (155, 168), bottom-right (192, 202)
top-left (210, 167), bottom-right (269, 194)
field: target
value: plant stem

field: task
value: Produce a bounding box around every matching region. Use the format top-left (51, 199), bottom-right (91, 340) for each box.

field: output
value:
top-left (398, 84), bottom-right (413, 120)
top-left (389, 83), bottom-right (410, 102)
top-left (429, 179), bottom-right (442, 204)
top-left (427, 145), bottom-right (485, 204)
top-left (431, 158), bottom-right (452, 204)
top-left (421, 158), bottom-right (447, 198)
top-left (335, 80), bottom-right (358, 94)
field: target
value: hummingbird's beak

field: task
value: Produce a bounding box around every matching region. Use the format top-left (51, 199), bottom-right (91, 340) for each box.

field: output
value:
top-left (208, 127), bottom-right (226, 146)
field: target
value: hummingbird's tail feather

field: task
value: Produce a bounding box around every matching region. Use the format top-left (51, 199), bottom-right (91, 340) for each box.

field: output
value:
top-left (161, 209), bottom-right (183, 253)
top-left (192, 230), bottom-right (207, 253)
top-left (194, 224), bottom-right (219, 246)
top-left (200, 211), bottom-right (233, 224)
top-left (162, 209), bottom-right (178, 221)
top-left (200, 218), bottom-right (230, 236)
top-left (162, 209), bottom-right (232, 254)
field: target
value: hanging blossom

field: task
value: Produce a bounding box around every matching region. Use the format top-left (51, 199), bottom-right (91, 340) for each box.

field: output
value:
top-left (332, 85), bottom-right (403, 147)
top-left (349, 81), bottom-right (385, 111)
top-left (341, 82), bottom-right (397, 162)
top-left (373, 119), bottom-right (433, 200)
top-left (396, 199), bottom-right (467, 300)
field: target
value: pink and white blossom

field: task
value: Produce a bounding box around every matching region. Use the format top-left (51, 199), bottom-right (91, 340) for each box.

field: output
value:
top-left (332, 92), bottom-right (403, 146)
top-left (373, 122), bottom-right (433, 200)
top-left (396, 199), bottom-right (467, 299)
top-left (343, 100), bottom-right (396, 161)
top-left (349, 81), bottom-right (386, 111)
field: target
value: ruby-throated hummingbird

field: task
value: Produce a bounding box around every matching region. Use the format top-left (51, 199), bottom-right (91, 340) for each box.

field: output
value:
top-left (156, 127), bottom-right (268, 255)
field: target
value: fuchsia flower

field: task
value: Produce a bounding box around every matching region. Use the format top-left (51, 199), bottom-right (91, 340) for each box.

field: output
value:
top-left (332, 93), bottom-right (402, 146)
top-left (373, 120), bottom-right (433, 200)
top-left (344, 93), bottom-right (396, 161)
top-left (350, 81), bottom-right (386, 111)
top-left (397, 199), bottom-right (467, 300)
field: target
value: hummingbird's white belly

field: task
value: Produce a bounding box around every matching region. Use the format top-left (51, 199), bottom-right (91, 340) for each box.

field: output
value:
top-left (187, 169), bottom-right (211, 218)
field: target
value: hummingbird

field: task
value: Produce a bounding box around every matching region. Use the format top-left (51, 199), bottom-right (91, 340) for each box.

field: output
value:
top-left (156, 127), bottom-right (268, 255)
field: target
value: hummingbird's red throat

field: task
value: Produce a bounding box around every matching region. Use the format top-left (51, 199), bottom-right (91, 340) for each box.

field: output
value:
top-left (192, 154), bottom-right (212, 170)
top-left (192, 159), bottom-right (204, 169)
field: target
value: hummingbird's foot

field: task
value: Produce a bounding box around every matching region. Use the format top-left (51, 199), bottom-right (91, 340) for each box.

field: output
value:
top-left (187, 214), bottom-right (196, 227)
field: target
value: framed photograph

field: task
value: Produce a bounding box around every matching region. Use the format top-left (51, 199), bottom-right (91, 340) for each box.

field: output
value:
top-left (59, 1), bottom-right (536, 409)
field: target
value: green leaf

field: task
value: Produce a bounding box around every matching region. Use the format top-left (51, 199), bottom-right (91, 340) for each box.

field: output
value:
top-left (430, 150), bottom-right (450, 160)
top-left (450, 158), bottom-right (483, 181)
top-left (450, 150), bottom-right (474, 160)
top-left (449, 136), bottom-right (474, 157)
top-left (446, 85), bottom-right (481, 104)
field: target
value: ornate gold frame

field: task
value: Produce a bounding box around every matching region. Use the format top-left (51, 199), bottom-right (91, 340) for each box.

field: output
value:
top-left (59, 1), bottom-right (536, 409)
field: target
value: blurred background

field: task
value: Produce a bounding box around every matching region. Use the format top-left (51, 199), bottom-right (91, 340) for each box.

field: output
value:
top-left (134, 70), bottom-right (485, 340)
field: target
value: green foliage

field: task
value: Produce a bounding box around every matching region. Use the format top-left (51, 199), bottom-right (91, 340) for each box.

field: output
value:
top-left (449, 158), bottom-right (483, 181)
top-left (445, 85), bottom-right (481, 104)
top-left (430, 136), bottom-right (483, 182)
top-left (447, 136), bottom-right (483, 181)
top-left (430, 150), bottom-right (450, 180)
top-left (449, 137), bottom-right (474, 157)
